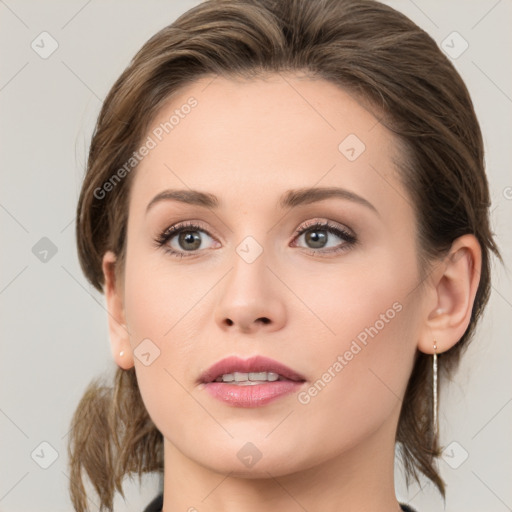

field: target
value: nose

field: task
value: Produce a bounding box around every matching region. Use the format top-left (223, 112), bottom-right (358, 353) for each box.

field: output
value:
top-left (214, 248), bottom-right (286, 334)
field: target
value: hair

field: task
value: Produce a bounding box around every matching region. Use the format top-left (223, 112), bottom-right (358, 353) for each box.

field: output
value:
top-left (68, 0), bottom-right (501, 510)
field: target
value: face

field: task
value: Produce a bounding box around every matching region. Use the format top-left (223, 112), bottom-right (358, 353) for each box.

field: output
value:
top-left (117, 74), bottom-right (428, 476)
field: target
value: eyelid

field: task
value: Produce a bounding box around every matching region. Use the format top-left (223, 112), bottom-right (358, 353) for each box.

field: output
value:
top-left (292, 218), bottom-right (354, 238)
top-left (160, 220), bottom-right (221, 241)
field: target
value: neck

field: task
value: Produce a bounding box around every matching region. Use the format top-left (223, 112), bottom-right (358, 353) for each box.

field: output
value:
top-left (161, 412), bottom-right (402, 512)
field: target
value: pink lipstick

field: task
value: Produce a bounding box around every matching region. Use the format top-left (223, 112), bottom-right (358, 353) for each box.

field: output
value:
top-left (198, 355), bottom-right (306, 407)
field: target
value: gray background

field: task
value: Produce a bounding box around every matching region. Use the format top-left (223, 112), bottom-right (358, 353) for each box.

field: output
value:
top-left (1, 1), bottom-right (511, 511)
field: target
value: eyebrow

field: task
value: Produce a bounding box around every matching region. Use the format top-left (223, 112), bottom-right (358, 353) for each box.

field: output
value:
top-left (145, 186), bottom-right (379, 216)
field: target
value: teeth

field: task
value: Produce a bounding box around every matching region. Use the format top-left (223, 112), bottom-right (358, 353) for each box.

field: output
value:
top-left (214, 371), bottom-right (281, 383)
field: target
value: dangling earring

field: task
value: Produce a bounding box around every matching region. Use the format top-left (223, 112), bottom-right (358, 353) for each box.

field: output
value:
top-left (432, 340), bottom-right (438, 437)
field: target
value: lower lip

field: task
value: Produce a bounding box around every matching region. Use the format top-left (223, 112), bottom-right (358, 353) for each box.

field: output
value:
top-left (203, 381), bottom-right (304, 407)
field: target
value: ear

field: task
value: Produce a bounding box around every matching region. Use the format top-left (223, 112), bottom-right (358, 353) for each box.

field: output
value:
top-left (417, 234), bottom-right (482, 355)
top-left (102, 250), bottom-right (134, 369)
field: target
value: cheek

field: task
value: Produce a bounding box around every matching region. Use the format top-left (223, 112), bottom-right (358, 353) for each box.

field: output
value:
top-left (288, 242), bottom-right (419, 347)
top-left (290, 295), bottom-right (419, 465)
top-left (289, 249), bottom-right (421, 427)
top-left (123, 246), bottom-right (201, 342)
top-left (121, 249), bottom-right (213, 429)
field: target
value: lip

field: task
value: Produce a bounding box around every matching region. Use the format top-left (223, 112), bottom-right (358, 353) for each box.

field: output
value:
top-left (198, 355), bottom-right (306, 384)
top-left (198, 355), bottom-right (307, 408)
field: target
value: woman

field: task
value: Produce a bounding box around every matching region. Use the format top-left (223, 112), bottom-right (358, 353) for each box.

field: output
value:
top-left (68, 0), bottom-right (500, 511)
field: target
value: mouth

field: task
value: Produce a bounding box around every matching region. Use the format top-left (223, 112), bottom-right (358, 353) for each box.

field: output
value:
top-left (198, 355), bottom-right (307, 408)
top-left (198, 355), bottom-right (306, 385)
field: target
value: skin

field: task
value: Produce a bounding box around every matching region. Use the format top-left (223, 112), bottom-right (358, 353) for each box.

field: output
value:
top-left (102, 74), bottom-right (481, 512)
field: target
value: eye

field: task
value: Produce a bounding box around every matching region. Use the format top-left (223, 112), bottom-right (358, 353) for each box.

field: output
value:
top-left (291, 219), bottom-right (356, 255)
top-left (153, 221), bottom-right (218, 258)
top-left (153, 219), bottom-right (357, 259)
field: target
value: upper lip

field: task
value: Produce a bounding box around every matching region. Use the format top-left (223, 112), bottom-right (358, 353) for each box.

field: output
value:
top-left (199, 355), bottom-right (306, 383)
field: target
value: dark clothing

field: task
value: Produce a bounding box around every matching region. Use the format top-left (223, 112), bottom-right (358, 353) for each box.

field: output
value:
top-left (143, 493), bottom-right (163, 512)
top-left (143, 493), bottom-right (417, 511)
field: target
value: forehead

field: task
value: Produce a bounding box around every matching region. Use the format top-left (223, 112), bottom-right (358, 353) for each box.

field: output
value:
top-left (129, 73), bottom-right (409, 219)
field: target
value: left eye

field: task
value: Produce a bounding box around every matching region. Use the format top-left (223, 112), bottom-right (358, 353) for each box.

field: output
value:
top-left (292, 221), bottom-right (356, 252)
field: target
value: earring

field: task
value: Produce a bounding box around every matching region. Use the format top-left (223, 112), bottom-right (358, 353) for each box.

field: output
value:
top-left (432, 340), bottom-right (438, 438)
top-left (120, 351), bottom-right (125, 356)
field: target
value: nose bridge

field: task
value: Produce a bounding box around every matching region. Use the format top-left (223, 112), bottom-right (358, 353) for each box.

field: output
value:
top-left (224, 235), bottom-right (271, 308)
top-left (214, 233), bottom-right (286, 332)
top-left (226, 217), bottom-right (272, 291)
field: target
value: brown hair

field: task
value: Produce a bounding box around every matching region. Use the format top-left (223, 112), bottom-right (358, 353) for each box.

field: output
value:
top-left (68, 0), bottom-right (501, 509)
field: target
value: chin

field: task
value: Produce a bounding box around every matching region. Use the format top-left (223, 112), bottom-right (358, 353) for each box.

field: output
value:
top-left (185, 437), bottom-right (314, 478)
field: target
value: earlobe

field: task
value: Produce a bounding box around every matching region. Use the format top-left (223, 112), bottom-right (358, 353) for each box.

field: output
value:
top-left (102, 250), bottom-right (134, 370)
top-left (418, 234), bottom-right (482, 355)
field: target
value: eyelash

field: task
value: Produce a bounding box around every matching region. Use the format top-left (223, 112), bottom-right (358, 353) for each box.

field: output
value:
top-left (152, 220), bottom-right (357, 259)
